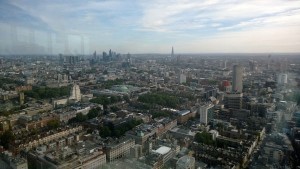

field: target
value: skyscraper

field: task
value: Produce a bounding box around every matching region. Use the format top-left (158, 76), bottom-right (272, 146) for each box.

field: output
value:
top-left (171, 46), bottom-right (174, 57)
top-left (232, 65), bottom-right (243, 93)
top-left (93, 51), bottom-right (97, 58)
top-left (93, 51), bottom-right (97, 62)
top-left (249, 60), bottom-right (257, 72)
top-left (69, 84), bottom-right (81, 102)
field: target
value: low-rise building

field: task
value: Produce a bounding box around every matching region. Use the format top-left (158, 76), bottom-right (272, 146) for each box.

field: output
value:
top-left (20, 103), bottom-right (53, 115)
top-left (10, 126), bottom-right (83, 154)
top-left (0, 151), bottom-right (28, 169)
top-left (176, 110), bottom-right (195, 124)
top-left (27, 140), bottom-right (106, 169)
top-left (104, 138), bottom-right (135, 162)
top-left (169, 127), bottom-right (196, 140)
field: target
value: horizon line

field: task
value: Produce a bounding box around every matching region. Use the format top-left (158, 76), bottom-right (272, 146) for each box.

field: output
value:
top-left (1, 52), bottom-right (300, 56)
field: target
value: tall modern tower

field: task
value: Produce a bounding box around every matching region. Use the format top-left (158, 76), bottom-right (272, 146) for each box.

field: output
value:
top-left (69, 84), bottom-right (81, 102)
top-left (171, 46), bottom-right (174, 57)
top-left (224, 59), bottom-right (227, 69)
top-left (232, 65), bottom-right (243, 93)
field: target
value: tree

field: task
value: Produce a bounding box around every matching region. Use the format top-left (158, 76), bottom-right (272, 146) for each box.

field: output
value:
top-left (216, 123), bottom-right (224, 130)
top-left (0, 130), bottom-right (15, 149)
top-left (110, 106), bottom-right (120, 112)
top-left (216, 139), bottom-right (230, 148)
top-left (90, 96), bottom-right (112, 106)
top-left (98, 119), bottom-right (143, 138)
top-left (77, 113), bottom-right (88, 122)
top-left (138, 93), bottom-right (180, 108)
top-left (69, 113), bottom-right (88, 123)
top-left (24, 86), bottom-right (70, 99)
top-left (195, 132), bottom-right (215, 145)
top-left (87, 108), bottom-right (100, 119)
top-left (102, 79), bottom-right (124, 89)
top-left (47, 119), bottom-right (60, 129)
top-left (123, 95), bottom-right (130, 102)
top-left (99, 126), bottom-right (111, 138)
top-left (110, 96), bottom-right (117, 103)
top-left (151, 111), bottom-right (171, 119)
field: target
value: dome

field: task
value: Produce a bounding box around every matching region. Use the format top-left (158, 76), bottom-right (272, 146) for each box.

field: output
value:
top-left (119, 85), bottom-right (128, 92)
top-left (112, 85), bottom-right (129, 93)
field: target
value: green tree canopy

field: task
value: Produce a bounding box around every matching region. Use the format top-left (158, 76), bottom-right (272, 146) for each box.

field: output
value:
top-left (87, 107), bottom-right (101, 119)
top-left (47, 119), bottom-right (60, 129)
top-left (195, 131), bottom-right (215, 145)
top-left (98, 119), bottom-right (142, 138)
top-left (138, 93), bottom-right (179, 108)
top-left (25, 86), bottom-right (70, 99)
top-left (0, 130), bottom-right (15, 149)
top-left (90, 95), bottom-right (122, 106)
top-left (69, 113), bottom-right (88, 123)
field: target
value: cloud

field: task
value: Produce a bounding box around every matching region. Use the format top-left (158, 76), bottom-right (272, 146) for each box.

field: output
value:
top-left (0, 0), bottom-right (300, 54)
top-left (138, 0), bottom-right (300, 32)
top-left (181, 26), bottom-right (300, 53)
top-left (9, 0), bottom-right (125, 33)
top-left (218, 9), bottom-right (300, 31)
top-left (138, 0), bottom-right (220, 32)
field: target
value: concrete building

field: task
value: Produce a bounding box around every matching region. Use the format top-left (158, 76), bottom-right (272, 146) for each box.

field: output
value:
top-left (224, 93), bottom-right (243, 109)
top-left (18, 114), bottom-right (58, 130)
top-left (126, 119), bottom-right (177, 152)
top-left (266, 110), bottom-right (283, 122)
top-left (199, 104), bottom-right (214, 125)
top-left (152, 146), bottom-right (176, 166)
top-left (53, 84), bottom-right (88, 107)
top-left (169, 127), bottom-right (196, 140)
top-left (103, 159), bottom-right (152, 169)
top-left (0, 151), bottom-right (28, 169)
top-left (179, 74), bottom-right (186, 84)
top-left (202, 87), bottom-right (218, 101)
top-left (232, 65), bottom-right (243, 93)
top-left (277, 73), bottom-right (288, 86)
top-left (27, 140), bottom-right (106, 169)
top-left (154, 118), bottom-right (177, 137)
top-left (20, 103), bottom-right (53, 116)
top-left (176, 110), bottom-right (194, 124)
top-left (69, 84), bottom-right (81, 102)
top-left (176, 155), bottom-right (195, 169)
top-left (126, 124), bottom-right (157, 150)
top-left (249, 60), bottom-right (257, 72)
top-left (11, 126), bottom-right (83, 154)
top-left (105, 138), bottom-right (135, 162)
top-left (130, 144), bottom-right (143, 159)
top-left (56, 106), bottom-right (91, 122)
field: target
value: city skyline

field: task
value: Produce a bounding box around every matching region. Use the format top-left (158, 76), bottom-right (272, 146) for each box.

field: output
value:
top-left (1, 0), bottom-right (300, 54)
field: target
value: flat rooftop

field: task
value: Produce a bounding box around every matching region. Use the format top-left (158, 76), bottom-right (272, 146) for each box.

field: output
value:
top-left (154, 146), bottom-right (171, 155)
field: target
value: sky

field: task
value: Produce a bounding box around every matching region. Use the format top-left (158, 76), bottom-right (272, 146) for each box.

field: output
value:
top-left (0, 0), bottom-right (300, 55)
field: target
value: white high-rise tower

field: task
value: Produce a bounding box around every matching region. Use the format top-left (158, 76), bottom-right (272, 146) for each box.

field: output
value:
top-left (69, 84), bottom-right (81, 102)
